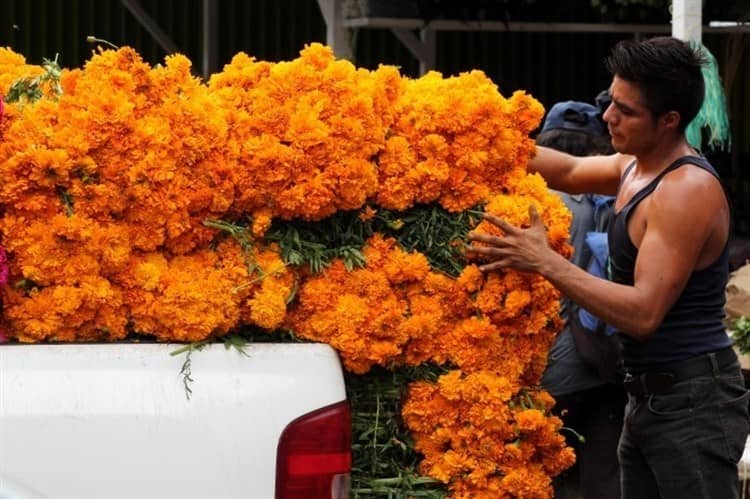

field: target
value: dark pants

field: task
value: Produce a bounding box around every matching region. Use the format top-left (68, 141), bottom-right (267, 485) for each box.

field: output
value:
top-left (553, 383), bottom-right (627, 499)
top-left (619, 357), bottom-right (750, 499)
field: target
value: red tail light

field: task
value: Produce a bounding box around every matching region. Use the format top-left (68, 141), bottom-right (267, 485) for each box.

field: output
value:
top-left (275, 401), bottom-right (352, 499)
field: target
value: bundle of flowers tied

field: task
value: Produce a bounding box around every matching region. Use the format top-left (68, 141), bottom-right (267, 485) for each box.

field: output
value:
top-left (0, 43), bottom-right (575, 497)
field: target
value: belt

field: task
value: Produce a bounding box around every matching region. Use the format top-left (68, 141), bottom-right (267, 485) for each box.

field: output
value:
top-left (623, 346), bottom-right (738, 398)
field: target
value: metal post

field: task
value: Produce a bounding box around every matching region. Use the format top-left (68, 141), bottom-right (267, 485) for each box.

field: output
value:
top-left (419, 28), bottom-right (436, 75)
top-left (316, 0), bottom-right (353, 60)
top-left (392, 28), bottom-right (436, 75)
top-left (672, 0), bottom-right (702, 42)
top-left (202, 0), bottom-right (219, 78)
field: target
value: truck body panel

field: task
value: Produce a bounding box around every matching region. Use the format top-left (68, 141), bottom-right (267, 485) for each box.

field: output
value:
top-left (0, 343), bottom-right (346, 499)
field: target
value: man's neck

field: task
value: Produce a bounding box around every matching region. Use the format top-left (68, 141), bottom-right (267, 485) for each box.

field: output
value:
top-left (633, 134), bottom-right (696, 174)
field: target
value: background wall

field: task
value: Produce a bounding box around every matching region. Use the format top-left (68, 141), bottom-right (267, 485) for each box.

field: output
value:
top-left (0, 0), bottom-right (748, 232)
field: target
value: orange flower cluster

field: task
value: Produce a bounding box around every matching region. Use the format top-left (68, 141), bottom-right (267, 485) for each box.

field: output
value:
top-left (0, 48), bottom-right (45, 97)
top-left (475, 173), bottom-right (573, 257)
top-left (289, 188), bottom-right (572, 494)
top-left (382, 176), bottom-right (573, 495)
top-left (377, 71), bottom-right (543, 212)
top-left (0, 47), bottom-right (233, 254)
top-left (207, 44), bottom-right (403, 222)
top-left (0, 44), bottom-right (573, 497)
top-left (402, 371), bottom-right (575, 498)
top-left (288, 234), bottom-right (457, 373)
top-left (0, 211), bottom-right (292, 342)
top-left (0, 47), bottom-right (293, 342)
top-left (289, 207), bottom-right (568, 380)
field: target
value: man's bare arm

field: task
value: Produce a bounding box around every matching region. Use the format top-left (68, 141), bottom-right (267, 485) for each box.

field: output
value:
top-left (546, 174), bottom-right (720, 338)
top-left (529, 146), bottom-right (629, 195)
top-left (468, 209), bottom-right (662, 339)
top-left (468, 170), bottom-right (722, 339)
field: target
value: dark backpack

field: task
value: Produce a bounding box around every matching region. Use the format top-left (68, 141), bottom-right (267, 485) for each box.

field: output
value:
top-left (568, 196), bottom-right (624, 385)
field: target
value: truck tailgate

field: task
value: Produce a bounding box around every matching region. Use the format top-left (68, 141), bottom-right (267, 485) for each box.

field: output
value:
top-left (0, 343), bottom-right (346, 499)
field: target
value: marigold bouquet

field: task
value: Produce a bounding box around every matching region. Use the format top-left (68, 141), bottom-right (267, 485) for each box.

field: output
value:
top-left (0, 43), bottom-right (574, 498)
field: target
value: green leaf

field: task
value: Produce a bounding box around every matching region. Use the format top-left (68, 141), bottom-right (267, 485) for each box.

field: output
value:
top-left (223, 334), bottom-right (251, 357)
top-left (5, 54), bottom-right (63, 104)
top-left (731, 315), bottom-right (750, 354)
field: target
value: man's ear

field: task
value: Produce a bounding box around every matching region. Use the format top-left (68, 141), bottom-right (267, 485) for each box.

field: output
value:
top-left (661, 110), bottom-right (681, 131)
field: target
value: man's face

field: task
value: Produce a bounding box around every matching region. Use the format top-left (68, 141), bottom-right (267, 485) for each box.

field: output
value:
top-left (602, 76), bottom-right (658, 155)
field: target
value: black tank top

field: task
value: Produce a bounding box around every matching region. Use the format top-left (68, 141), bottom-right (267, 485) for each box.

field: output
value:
top-left (608, 155), bottom-right (731, 373)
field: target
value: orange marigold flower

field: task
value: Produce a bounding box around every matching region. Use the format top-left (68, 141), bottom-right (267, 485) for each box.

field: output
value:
top-left (358, 205), bottom-right (377, 221)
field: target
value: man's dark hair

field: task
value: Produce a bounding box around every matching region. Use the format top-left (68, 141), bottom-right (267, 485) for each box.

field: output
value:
top-left (605, 36), bottom-right (707, 132)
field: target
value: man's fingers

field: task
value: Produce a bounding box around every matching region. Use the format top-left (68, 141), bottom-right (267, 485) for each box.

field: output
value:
top-left (465, 243), bottom-right (498, 259)
top-left (480, 212), bottom-right (520, 235)
top-left (528, 204), bottom-right (539, 223)
top-left (467, 231), bottom-right (505, 246)
top-left (465, 207), bottom-right (544, 274)
top-left (479, 259), bottom-right (510, 272)
top-left (529, 204), bottom-right (545, 228)
top-left (465, 243), bottom-right (514, 258)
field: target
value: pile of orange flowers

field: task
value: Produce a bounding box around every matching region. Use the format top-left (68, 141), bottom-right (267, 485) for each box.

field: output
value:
top-left (402, 372), bottom-right (573, 498)
top-left (0, 44), bottom-right (574, 497)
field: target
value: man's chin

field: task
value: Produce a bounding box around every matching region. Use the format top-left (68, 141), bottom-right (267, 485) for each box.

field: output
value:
top-left (610, 137), bottom-right (627, 154)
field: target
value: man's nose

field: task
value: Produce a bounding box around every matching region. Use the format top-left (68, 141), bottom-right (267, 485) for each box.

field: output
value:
top-left (602, 103), bottom-right (615, 124)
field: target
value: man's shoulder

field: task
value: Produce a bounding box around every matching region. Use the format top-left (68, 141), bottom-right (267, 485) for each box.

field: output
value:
top-left (611, 153), bottom-right (637, 172)
top-left (648, 164), bottom-right (727, 234)
top-left (656, 161), bottom-right (724, 201)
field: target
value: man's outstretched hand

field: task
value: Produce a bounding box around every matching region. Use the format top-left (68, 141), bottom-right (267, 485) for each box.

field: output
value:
top-left (467, 205), bottom-right (551, 274)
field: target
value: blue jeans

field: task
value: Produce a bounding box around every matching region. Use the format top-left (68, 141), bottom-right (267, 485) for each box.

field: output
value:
top-left (619, 358), bottom-right (749, 499)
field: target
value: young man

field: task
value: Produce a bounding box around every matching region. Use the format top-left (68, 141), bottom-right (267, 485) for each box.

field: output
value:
top-left (469, 36), bottom-right (750, 498)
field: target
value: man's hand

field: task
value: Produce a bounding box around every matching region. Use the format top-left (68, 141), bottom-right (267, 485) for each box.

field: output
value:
top-left (467, 205), bottom-right (552, 273)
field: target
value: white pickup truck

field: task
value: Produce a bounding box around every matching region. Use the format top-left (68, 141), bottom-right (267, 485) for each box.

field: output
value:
top-left (0, 342), bottom-right (350, 499)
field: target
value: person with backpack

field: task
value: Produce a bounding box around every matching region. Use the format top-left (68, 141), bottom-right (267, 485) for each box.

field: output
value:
top-left (469, 36), bottom-right (749, 499)
top-left (537, 100), bottom-right (625, 499)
